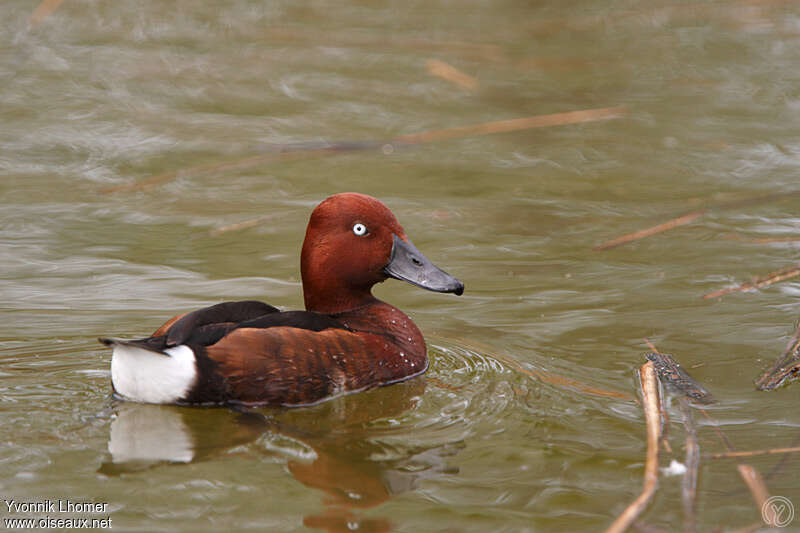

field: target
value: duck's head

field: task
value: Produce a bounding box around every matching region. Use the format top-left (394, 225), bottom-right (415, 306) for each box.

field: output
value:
top-left (301, 193), bottom-right (464, 314)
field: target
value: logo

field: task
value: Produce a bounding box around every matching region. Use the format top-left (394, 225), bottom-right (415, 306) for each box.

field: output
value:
top-left (762, 495), bottom-right (795, 528)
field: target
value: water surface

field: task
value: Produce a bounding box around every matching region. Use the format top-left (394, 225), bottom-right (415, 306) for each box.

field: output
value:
top-left (2, 1), bottom-right (800, 531)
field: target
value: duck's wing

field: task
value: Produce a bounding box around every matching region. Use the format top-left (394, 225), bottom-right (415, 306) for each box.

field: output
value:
top-left (158, 300), bottom-right (281, 346)
top-left (99, 300), bottom-right (280, 355)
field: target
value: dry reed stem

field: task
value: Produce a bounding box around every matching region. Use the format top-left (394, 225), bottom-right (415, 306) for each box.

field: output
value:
top-left (208, 214), bottom-right (278, 237)
top-left (394, 106), bottom-right (625, 145)
top-left (708, 446), bottom-right (800, 459)
top-left (724, 233), bottom-right (800, 244)
top-left (105, 106), bottom-right (625, 195)
top-left (29, 0), bottom-right (64, 27)
top-left (593, 211), bottom-right (706, 251)
top-left (425, 59), bottom-right (479, 90)
top-left (702, 263), bottom-right (800, 300)
top-left (594, 190), bottom-right (800, 251)
top-left (643, 339), bottom-right (671, 453)
top-left (604, 361), bottom-right (661, 533)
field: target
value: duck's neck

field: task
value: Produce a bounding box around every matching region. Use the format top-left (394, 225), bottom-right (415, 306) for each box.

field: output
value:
top-left (302, 285), bottom-right (378, 315)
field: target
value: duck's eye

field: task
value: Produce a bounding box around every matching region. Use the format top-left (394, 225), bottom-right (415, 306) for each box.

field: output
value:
top-left (352, 223), bottom-right (369, 236)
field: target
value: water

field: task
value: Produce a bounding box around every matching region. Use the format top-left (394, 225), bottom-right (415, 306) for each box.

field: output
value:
top-left (2, 1), bottom-right (800, 531)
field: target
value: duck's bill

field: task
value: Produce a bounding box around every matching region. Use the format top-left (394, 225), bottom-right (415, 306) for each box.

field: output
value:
top-left (383, 234), bottom-right (464, 295)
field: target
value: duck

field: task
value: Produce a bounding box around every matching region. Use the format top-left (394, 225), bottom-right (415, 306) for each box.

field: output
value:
top-left (99, 192), bottom-right (464, 406)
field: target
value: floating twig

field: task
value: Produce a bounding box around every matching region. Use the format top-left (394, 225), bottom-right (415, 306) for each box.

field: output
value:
top-left (208, 214), bottom-right (279, 237)
top-left (29, 0), bottom-right (64, 27)
top-left (393, 106), bottom-right (625, 145)
top-left (724, 233), bottom-right (800, 244)
top-left (604, 361), bottom-right (661, 533)
top-left (708, 446), bottom-right (800, 460)
top-left (594, 210), bottom-right (707, 251)
top-left (755, 321), bottom-right (800, 391)
top-left (644, 352), bottom-right (715, 404)
top-left (425, 59), bottom-right (478, 91)
top-left (594, 190), bottom-right (800, 251)
top-left (105, 106), bottom-right (625, 194)
top-left (703, 263), bottom-right (800, 300)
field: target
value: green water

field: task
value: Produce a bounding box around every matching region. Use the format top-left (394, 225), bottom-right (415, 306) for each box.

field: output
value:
top-left (2, 1), bottom-right (800, 531)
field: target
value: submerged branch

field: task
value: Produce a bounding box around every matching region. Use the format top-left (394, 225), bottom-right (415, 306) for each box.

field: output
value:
top-left (678, 399), bottom-right (699, 533)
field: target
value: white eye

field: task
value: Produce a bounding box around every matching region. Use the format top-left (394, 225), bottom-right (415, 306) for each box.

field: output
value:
top-left (352, 223), bottom-right (368, 236)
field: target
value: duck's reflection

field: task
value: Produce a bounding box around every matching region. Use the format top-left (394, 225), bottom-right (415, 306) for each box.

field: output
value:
top-left (102, 378), bottom-right (458, 532)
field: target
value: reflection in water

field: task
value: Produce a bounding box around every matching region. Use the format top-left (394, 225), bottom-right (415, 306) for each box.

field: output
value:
top-left (101, 378), bottom-right (458, 532)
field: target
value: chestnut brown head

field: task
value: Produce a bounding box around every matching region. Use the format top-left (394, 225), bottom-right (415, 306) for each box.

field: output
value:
top-left (301, 193), bottom-right (463, 314)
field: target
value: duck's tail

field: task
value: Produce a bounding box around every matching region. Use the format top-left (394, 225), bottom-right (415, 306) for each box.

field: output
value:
top-left (98, 336), bottom-right (169, 355)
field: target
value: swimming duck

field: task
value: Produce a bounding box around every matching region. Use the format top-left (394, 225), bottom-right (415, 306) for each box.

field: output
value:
top-left (99, 193), bottom-right (464, 406)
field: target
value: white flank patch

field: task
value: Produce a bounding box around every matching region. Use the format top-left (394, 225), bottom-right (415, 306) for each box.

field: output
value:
top-left (108, 404), bottom-right (194, 463)
top-left (110, 344), bottom-right (197, 404)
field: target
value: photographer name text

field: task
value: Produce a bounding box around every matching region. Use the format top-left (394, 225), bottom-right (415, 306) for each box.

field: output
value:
top-left (3, 500), bottom-right (111, 529)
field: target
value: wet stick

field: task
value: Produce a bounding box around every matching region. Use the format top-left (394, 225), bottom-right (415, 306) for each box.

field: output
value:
top-left (709, 446), bottom-right (800, 460)
top-left (593, 210), bottom-right (707, 251)
top-left (605, 361), bottom-right (661, 533)
top-left (755, 321), bottom-right (800, 390)
top-left (703, 263), bottom-right (800, 300)
top-left (724, 233), bottom-right (800, 244)
top-left (644, 351), bottom-right (714, 405)
top-left (104, 106), bottom-right (625, 194)
top-left (594, 190), bottom-right (800, 251)
top-left (29, 0), bottom-right (64, 27)
top-left (425, 59), bottom-right (478, 91)
top-left (392, 106), bottom-right (625, 145)
top-left (208, 214), bottom-right (280, 237)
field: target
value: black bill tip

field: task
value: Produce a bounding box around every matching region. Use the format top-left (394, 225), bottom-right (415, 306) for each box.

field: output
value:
top-left (383, 234), bottom-right (464, 295)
